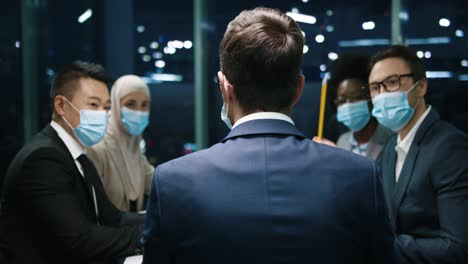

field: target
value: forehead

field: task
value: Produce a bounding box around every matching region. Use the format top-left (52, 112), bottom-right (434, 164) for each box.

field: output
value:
top-left (369, 57), bottom-right (411, 83)
top-left (121, 91), bottom-right (150, 102)
top-left (337, 79), bottom-right (365, 96)
top-left (73, 78), bottom-right (109, 102)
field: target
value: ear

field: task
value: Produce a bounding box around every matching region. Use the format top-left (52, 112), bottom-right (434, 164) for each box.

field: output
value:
top-left (217, 71), bottom-right (234, 103)
top-left (417, 78), bottom-right (428, 97)
top-left (54, 96), bottom-right (67, 117)
top-left (217, 71), bottom-right (227, 103)
top-left (292, 74), bottom-right (305, 106)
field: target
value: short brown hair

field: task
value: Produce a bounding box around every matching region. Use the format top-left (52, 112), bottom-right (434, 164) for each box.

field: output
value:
top-left (219, 7), bottom-right (304, 112)
top-left (369, 45), bottom-right (426, 82)
top-left (50, 61), bottom-right (113, 110)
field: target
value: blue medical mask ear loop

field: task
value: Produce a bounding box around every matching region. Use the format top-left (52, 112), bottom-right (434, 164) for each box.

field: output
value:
top-left (407, 80), bottom-right (421, 111)
top-left (61, 96), bottom-right (80, 130)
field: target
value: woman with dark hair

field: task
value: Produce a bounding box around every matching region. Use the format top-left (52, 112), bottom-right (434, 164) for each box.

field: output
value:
top-left (316, 54), bottom-right (393, 159)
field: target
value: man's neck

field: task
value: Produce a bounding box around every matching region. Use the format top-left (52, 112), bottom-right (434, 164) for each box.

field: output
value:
top-left (398, 102), bottom-right (427, 140)
top-left (232, 108), bottom-right (292, 125)
top-left (54, 117), bottom-right (71, 133)
top-left (53, 117), bottom-right (84, 148)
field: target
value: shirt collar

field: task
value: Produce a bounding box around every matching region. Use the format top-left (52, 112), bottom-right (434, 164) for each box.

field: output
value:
top-left (50, 120), bottom-right (85, 159)
top-left (349, 134), bottom-right (368, 155)
top-left (395, 105), bottom-right (432, 154)
top-left (232, 112), bottom-right (295, 129)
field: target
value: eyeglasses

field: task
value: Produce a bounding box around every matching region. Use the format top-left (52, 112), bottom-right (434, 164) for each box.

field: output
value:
top-left (366, 73), bottom-right (414, 96)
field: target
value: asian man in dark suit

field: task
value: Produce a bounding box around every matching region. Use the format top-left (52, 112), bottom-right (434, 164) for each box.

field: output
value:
top-left (142, 7), bottom-right (396, 264)
top-left (368, 45), bottom-right (468, 263)
top-left (0, 62), bottom-right (143, 264)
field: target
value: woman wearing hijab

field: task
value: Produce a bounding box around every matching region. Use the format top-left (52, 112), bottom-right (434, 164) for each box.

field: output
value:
top-left (87, 75), bottom-right (154, 212)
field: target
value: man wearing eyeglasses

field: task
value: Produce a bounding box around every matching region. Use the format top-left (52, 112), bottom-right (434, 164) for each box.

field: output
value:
top-left (368, 45), bottom-right (468, 263)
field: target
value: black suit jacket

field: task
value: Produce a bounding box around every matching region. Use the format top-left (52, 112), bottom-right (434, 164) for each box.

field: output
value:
top-left (0, 125), bottom-right (142, 264)
top-left (377, 109), bottom-right (468, 263)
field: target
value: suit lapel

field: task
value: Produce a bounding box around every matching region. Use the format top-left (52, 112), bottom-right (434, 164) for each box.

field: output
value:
top-left (381, 136), bottom-right (397, 222)
top-left (42, 125), bottom-right (78, 167)
top-left (391, 143), bottom-right (419, 214)
top-left (389, 108), bottom-right (439, 224)
top-left (366, 142), bottom-right (383, 160)
top-left (42, 124), bottom-right (98, 221)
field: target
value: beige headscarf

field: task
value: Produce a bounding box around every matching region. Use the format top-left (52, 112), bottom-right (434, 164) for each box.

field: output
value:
top-left (108, 75), bottom-right (150, 201)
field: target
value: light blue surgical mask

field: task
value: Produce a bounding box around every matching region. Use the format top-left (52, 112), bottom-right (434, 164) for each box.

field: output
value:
top-left (62, 98), bottom-right (108, 147)
top-left (220, 104), bottom-right (232, 129)
top-left (121, 107), bottom-right (150, 136)
top-left (371, 81), bottom-right (419, 131)
top-left (336, 100), bottom-right (371, 132)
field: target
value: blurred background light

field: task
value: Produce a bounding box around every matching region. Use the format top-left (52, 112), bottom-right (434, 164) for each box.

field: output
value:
top-left (286, 12), bottom-right (317, 24)
top-left (439, 18), bottom-right (450, 27)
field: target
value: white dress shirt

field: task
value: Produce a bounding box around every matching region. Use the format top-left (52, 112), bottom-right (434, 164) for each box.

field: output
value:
top-left (50, 121), bottom-right (85, 174)
top-left (395, 106), bottom-right (432, 181)
top-left (50, 121), bottom-right (99, 219)
top-left (232, 112), bottom-right (295, 129)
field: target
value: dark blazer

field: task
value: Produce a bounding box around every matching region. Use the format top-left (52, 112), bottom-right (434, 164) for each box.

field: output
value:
top-left (143, 119), bottom-right (396, 264)
top-left (0, 125), bottom-right (142, 264)
top-left (377, 109), bottom-right (468, 263)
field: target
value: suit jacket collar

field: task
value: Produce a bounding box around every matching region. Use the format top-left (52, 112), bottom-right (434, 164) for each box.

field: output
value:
top-left (49, 121), bottom-right (84, 160)
top-left (42, 124), bottom-right (99, 222)
top-left (41, 125), bottom-right (82, 175)
top-left (410, 107), bottom-right (439, 145)
top-left (42, 124), bottom-right (72, 155)
top-left (381, 135), bottom-right (397, 220)
top-left (389, 108), bottom-right (440, 224)
top-left (221, 119), bottom-right (306, 143)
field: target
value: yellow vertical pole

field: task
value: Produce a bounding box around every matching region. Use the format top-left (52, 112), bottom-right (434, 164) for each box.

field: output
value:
top-left (317, 73), bottom-right (329, 140)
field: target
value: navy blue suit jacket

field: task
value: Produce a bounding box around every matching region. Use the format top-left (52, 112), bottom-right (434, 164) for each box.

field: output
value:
top-left (377, 109), bottom-right (468, 263)
top-left (143, 119), bottom-right (396, 264)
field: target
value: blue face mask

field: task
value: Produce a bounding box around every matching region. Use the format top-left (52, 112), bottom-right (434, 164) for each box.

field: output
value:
top-left (336, 100), bottom-right (371, 132)
top-left (371, 81), bottom-right (419, 131)
top-left (121, 107), bottom-right (150, 136)
top-left (62, 98), bottom-right (108, 147)
top-left (220, 104), bottom-right (232, 129)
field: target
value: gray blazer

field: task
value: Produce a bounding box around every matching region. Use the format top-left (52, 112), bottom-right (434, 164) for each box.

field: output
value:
top-left (336, 124), bottom-right (393, 160)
